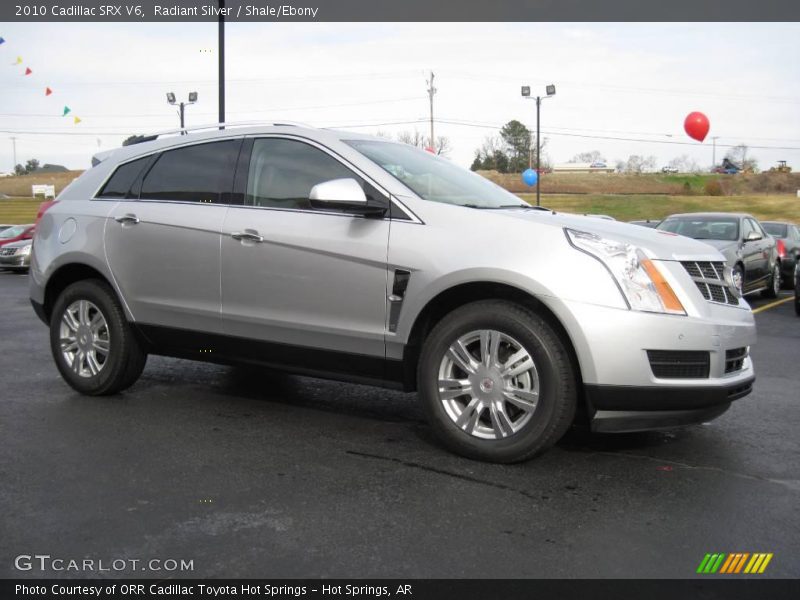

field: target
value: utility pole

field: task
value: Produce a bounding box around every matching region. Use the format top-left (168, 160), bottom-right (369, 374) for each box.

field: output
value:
top-left (536, 96), bottom-right (541, 207)
top-left (218, 0), bottom-right (225, 129)
top-left (426, 71), bottom-right (436, 150)
top-left (711, 136), bottom-right (719, 171)
top-left (10, 136), bottom-right (17, 171)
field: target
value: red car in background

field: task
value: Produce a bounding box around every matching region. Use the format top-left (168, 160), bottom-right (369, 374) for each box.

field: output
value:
top-left (0, 224), bottom-right (35, 248)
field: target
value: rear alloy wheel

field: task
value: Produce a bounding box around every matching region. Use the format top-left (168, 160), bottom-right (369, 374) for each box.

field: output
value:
top-left (762, 263), bottom-right (780, 299)
top-left (50, 279), bottom-right (147, 395)
top-left (418, 300), bottom-right (577, 463)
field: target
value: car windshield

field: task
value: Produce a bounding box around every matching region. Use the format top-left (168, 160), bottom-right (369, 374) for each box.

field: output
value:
top-left (656, 217), bottom-right (739, 241)
top-left (0, 225), bottom-right (25, 239)
top-left (345, 140), bottom-right (528, 209)
top-left (762, 223), bottom-right (787, 238)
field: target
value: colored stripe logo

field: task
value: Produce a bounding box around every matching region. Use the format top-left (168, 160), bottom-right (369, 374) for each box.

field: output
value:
top-left (696, 553), bottom-right (773, 574)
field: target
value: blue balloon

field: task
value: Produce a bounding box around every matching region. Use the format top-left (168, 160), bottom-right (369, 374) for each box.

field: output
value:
top-left (522, 168), bottom-right (538, 186)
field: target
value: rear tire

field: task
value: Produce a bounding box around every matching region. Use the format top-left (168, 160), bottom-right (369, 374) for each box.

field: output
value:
top-left (417, 300), bottom-right (577, 463)
top-left (50, 279), bottom-right (147, 395)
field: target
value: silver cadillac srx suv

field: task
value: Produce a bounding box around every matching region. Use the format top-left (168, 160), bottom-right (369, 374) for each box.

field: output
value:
top-left (29, 123), bottom-right (756, 462)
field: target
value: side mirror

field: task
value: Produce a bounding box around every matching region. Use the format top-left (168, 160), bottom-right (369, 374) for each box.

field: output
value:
top-left (309, 178), bottom-right (386, 216)
top-left (745, 231), bottom-right (762, 242)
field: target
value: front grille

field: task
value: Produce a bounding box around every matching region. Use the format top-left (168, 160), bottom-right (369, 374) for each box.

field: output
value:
top-left (725, 347), bottom-right (748, 374)
top-left (0, 247), bottom-right (17, 256)
top-left (681, 261), bottom-right (739, 306)
top-left (647, 350), bottom-right (710, 379)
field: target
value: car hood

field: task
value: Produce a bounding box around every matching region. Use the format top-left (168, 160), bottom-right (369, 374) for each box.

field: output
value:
top-left (694, 239), bottom-right (738, 254)
top-left (501, 210), bottom-right (725, 261)
top-left (2, 239), bottom-right (32, 249)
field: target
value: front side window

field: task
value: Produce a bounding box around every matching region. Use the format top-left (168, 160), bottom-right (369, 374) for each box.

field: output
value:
top-left (140, 140), bottom-right (241, 204)
top-left (742, 219), bottom-right (759, 240)
top-left (346, 140), bottom-right (527, 209)
top-left (246, 138), bottom-right (372, 210)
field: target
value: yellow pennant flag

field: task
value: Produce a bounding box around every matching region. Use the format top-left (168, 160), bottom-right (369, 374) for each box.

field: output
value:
top-left (73, 116), bottom-right (81, 125)
top-left (12, 56), bottom-right (22, 65)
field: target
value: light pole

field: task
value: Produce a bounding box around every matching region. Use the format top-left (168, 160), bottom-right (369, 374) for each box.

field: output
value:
top-left (10, 136), bottom-right (17, 171)
top-left (218, 0), bottom-right (225, 129)
top-left (166, 92), bottom-right (198, 133)
top-left (522, 84), bottom-right (556, 206)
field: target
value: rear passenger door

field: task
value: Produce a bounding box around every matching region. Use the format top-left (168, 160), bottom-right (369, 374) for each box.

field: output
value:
top-left (103, 139), bottom-right (242, 334)
top-left (220, 136), bottom-right (391, 362)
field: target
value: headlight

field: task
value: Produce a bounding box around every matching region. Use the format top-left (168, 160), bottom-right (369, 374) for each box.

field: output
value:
top-left (19, 245), bottom-right (31, 255)
top-left (565, 228), bottom-right (685, 315)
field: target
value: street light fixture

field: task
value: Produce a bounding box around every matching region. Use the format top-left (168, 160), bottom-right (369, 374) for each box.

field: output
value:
top-left (522, 84), bottom-right (556, 206)
top-left (166, 91), bottom-right (198, 133)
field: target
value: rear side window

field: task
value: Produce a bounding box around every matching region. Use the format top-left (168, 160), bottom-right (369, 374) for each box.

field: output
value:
top-left (140, 140), bottom-right (241, 204)
top-left (97, 157), bottom-right (150, 199)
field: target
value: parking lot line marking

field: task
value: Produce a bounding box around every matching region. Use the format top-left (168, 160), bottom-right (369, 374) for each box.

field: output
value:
top-left (752, 297), bottom-right (794, 314)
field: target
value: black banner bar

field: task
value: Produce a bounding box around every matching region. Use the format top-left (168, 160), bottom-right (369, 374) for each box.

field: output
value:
top-left (2, 0), bottom-right (800, 22)
top-left (2, 579), bottom-right (799, 600)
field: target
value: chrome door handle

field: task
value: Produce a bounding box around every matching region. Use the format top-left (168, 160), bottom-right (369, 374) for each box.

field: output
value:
top-left (231, 230), bottom-right (264, 243)
top-left (114, 214), bottom-right (139, 225)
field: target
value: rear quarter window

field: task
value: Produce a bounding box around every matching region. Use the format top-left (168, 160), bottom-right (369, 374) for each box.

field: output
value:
top-left (97, 157), bottom-right (151, 199)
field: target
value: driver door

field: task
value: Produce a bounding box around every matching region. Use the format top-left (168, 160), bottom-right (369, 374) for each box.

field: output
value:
top-left (220, 137), bottom-right (391, 369)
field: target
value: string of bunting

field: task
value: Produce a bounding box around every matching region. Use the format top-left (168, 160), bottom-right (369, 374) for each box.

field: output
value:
top-left (1, 35), bottom-right (82, 125)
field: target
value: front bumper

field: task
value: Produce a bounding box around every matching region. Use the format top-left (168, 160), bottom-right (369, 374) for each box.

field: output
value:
top-left (0, 254), bottom-right (30, 269)
top-left (543, 292), bottom-right (757, 432)
top-left (585, 376), bottom-right (754, 432)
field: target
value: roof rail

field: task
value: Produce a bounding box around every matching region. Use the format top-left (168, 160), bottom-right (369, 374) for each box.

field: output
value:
top-left (124, 120), bottom-right (312, 145)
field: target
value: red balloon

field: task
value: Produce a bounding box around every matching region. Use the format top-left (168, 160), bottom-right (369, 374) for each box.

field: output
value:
top-left (684, 112), bottom-right (710, 142)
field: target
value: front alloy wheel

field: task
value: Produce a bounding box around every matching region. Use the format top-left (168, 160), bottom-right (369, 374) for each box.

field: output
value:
top-left (438, 330), bottom-right (539, 440)
top-left (418, 300), bottom-right (577, 463)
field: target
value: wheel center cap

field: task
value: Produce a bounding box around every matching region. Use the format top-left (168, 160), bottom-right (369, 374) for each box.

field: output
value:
top-left (480, 378), bottom-right (494, 393)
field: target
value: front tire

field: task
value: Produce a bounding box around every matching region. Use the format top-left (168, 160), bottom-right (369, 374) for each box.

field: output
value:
top-left (50, 279), bottom-right (147, 395)
top-left (762, 263), bottom-right (781, 299)
top-left (417, 300), bottom-right (577, 463)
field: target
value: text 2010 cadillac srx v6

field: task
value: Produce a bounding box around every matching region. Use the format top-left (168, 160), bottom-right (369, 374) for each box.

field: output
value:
top-left (30, 123), bottom-right (756, 462)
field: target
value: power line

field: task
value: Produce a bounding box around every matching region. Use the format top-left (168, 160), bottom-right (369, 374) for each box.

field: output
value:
top-left (3, 118), bottom-right (800, 152)
top-left (0, 96), bottom-right (428, 119)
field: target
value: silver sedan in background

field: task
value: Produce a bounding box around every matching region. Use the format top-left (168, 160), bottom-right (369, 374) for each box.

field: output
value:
top-left (0, 239), bottom-right (33, 272)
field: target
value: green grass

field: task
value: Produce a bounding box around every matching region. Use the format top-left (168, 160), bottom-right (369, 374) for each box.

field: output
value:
top-left (0, 198), bottom-right (39, 224)
top-left (518, 194), bottom-right (800, 223)
top-left (3, 193), bottom-right (798, 226)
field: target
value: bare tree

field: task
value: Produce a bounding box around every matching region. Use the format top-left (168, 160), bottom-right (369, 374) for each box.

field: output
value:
top-left (397, 130), bottom-right (427, 148)
top-left (569, 150), bottom-right (605, 164)
top-left (396, 129), bottom-right (452, 156)
top-left (725, 144), bottom-right (758, 172)
top-left (668, 154), bottom-right (701, 173)
top-left (434, 136), bottom-right (452, 157)
top-left (623, 155), bottom-right (657, 174)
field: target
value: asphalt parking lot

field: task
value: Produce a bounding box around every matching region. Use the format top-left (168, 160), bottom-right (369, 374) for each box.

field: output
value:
top-left (0, 271), bottom-right (797, 579)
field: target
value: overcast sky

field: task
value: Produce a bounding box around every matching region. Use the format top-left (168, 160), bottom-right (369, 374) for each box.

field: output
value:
top-left (1, 22), bottom-right (799, 172)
